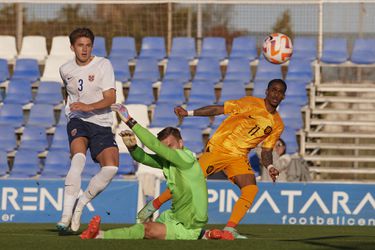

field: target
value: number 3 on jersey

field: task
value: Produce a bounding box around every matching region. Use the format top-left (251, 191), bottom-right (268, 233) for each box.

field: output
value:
top-left (78, 79), bottom-right (84, 91)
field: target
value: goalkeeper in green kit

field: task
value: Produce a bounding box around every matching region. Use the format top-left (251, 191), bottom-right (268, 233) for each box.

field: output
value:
top-left (80, 103), bottom-right (232, 240)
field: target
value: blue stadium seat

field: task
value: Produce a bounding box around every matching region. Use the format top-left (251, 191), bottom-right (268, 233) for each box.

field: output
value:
top-left (351, 38), bottom-right (375, 65)
top-left (109, 36), bottom-right (136, 60)
top-left (0, 150), bottom-right (9, 176)
top-left (3, 79), bottom-right (32, 105)
top-left (278, 103), bottom-right (303, 130)
top-left (211, 114), bottom-right (227, 130)
top-left (220, 83), bottom-right (246, 102)
top-left (185, 101), bottom-right (214, 111)
top-left (0, 103), bottom-right (24, 128)
top-left (151, 103), bottom-right (179, 127)
top-left (18, 125), bottom-right (48, 152)
top-left (285, 95), bottom-right (307, 107)
top-left (164, 58), bottom-right (191, 82)
top-left (110, 57), bottom-right (131, 82)
top-left (194, 58), bottom-right (222, 82)
top-left (252, 80), bottom-right (268, 98)
top-left (285, 59), bottom-right (313, 82)
top-left (34, 81), bottom-right (63, 105)
top-left (118, 153), bottom-right (136, 175)
top-left (50, 125), bottom-right (69, 150)
top-left (225, 58), bottom-right (252, 82)
top-left (321, 38), bottom-right (349, 64)
top-left (280, 127), bottom-right (299, 154)
top-left (292, 36), bottom-right (317, 61)
top-left (9, 149), bottom-right (40, 178)
top-left (126, 80), bottom-right (154, 105)
top-left (0, 58), bottom-right (9, 82)
top-left (57, 109), bottom-right (67, 126)
top-left (230, 36), bottom-right (257, 61)
top-left (40, 149), bottom-right (70, 178)
top-left (132, 58), bottom-right (160, 82)
top-left (180, 101), bottom-right (212, 129)
top-left (180, 127), bottom-right (204, 153)
top-left (0, 125), bottom-right (17, 152)
top-left (179, 117), bottom-right (211, 130)
top-left (249, 151), bottom-right (260, 177)
top-left (92, 36), bottom-right (107, 57)
top-left (157, 80), bottom-right (185, 105)
top-left (254, 59), bottom-right (282, 81)
top-left (139, 37), bottom-right (166, 60)
top-left (169, 37), bottom-right (196, 60)
top-left (199, 37), bottom-right (227, 60)
top-left (188, 80), bottom-right (216, 103)
top-left (27, 104), bottom-right (55, 128)
top-left (284, 80), bottom-right (308, 106)
top-left (11, 59), bottom-right (40, 82)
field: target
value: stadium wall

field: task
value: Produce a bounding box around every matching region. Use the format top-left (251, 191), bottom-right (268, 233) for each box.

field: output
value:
top-left (0, 179), bottom-right (374, 226)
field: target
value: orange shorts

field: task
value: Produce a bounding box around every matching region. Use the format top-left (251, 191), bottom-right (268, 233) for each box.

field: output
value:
top-left (198, 143), bottom-right (254, 182)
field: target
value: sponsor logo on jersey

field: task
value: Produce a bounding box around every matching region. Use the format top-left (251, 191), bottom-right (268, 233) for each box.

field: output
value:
top-left (71, 128), bottom-right (77, 137)
top-left (206, 166), bottom-right (214, 175)
top-left (88, 74), bottom-right (95, 82)
top-left (264, 126), bottom-right (272, 134)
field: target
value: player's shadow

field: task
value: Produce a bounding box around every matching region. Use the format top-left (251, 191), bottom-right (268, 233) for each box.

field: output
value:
top-left (280, 235), bottom-right (373, 250)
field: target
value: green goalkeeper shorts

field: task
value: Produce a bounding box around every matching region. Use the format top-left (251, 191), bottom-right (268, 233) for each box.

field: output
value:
top-left (156, 210), bottom-right (202, 240)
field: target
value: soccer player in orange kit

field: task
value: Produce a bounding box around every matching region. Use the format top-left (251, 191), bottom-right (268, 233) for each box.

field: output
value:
top-left (138, 78), bottom-right (286, 239)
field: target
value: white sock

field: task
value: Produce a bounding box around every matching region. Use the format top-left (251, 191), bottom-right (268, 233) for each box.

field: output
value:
top-left (61, 153), bottom-right (86, 219)
top-left (75, 166), bottom-right (118, 212)
top-left (96, 231), bottom-right (104, 239)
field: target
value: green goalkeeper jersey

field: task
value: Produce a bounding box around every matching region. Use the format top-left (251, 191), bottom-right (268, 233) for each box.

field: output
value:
top-left (130, 123), bottom-right (208, 229)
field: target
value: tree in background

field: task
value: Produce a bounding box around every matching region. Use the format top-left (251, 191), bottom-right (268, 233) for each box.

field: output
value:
top-left (0, 4), bottom-right (17, 35)
top-left (272, 10), bottom-right (294, 39)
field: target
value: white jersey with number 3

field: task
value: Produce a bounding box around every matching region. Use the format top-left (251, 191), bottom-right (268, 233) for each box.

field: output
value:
top-left (60, 56), bottom-right (115, 127)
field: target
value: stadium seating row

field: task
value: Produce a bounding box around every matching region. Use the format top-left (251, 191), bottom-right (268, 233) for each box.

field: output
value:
top-left (0, 95), bottom-right (300, 178)
top-left (0, 56), bottom-right (314, 86)
top-left (1, 35), bottom-right (374, 65)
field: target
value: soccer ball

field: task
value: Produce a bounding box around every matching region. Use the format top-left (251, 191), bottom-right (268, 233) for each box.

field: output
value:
top-left (262, 33), bottom-right (293, 64)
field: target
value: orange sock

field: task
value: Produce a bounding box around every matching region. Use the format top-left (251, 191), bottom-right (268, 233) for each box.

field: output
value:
top-left (153, 188), bottom-right (172, 209)
top-left (227, 185), bottom-right (259, 227)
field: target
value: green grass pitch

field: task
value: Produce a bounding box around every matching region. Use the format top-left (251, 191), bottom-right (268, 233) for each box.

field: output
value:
top-left (0, 223), bottom-right (374, 250)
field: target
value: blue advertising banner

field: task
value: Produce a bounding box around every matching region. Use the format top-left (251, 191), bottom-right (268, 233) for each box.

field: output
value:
top-left (0, 179), bottom-right (138, 224)
top-left (1, 179), bottom-right (374, 226)
top-left (161, 181), bottom-right (375, 226)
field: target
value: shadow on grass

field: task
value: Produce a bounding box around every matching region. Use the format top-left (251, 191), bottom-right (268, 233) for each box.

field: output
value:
top-left (44, 228), bottom-right (80, 237)
top-left (280, 235), bottom-right (374, 250)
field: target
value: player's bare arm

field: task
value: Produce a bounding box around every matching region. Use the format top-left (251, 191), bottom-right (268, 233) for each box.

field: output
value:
top-left (70, 89), bottom-right (116, 112)
top-left (261, 148), bottom-right (280, 182)
top-left (174, 105), bottom-right (224, 118)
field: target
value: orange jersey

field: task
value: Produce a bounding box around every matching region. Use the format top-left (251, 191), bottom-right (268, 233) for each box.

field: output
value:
top-left (208, 96), bottom-right (284, 156)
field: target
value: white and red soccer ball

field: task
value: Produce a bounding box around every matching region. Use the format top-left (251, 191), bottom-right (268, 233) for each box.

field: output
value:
top-left (262, 33), bottom-right (293, 64)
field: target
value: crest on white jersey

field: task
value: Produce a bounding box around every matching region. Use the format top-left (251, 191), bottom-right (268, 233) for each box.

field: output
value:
top-left (88, 74), bottom-right (95, 82)
top-left (71, 128), bottom-right (77, 136)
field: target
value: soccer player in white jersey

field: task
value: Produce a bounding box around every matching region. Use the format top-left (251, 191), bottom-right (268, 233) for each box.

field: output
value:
top-left (57, 28), bottom-right (119, 233)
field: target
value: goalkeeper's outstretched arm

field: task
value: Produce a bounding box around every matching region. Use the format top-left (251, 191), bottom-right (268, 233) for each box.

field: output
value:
top-left (112, 104), bottom-right (193, 170)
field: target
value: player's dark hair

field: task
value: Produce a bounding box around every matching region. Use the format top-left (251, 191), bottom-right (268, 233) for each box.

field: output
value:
top-left (69, 27), bottom-right (95, 45)
top-left (157, 127), bottom-right (182, 141)
top-left (267, 79), bottom-right (287, 93)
